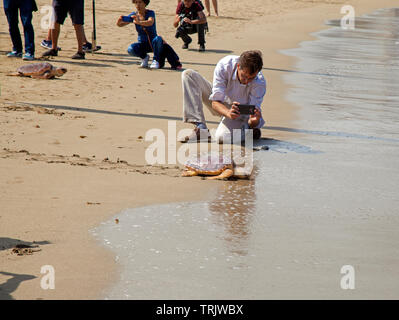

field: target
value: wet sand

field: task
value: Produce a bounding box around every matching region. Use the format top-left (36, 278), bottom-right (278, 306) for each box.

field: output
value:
top-left (1, 0), bottom-right (398, 299)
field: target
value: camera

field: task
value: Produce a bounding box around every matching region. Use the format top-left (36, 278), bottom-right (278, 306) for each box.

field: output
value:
top-left (121, 15), bottom-right (133, 23)
top-left (175, 14), bottom-right (196, 38)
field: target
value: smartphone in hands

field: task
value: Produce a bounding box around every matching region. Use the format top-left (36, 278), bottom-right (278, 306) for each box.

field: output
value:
top-left (122, 15), bottom-right (134, 23)
top-left (236, 104), bottom-right (256, 115)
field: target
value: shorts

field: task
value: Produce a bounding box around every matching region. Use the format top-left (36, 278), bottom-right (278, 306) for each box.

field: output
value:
top-left (53, 0), bottom-right (84, 25)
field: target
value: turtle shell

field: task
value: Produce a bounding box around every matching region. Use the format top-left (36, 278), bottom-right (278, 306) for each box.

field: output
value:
top-left (17, 62), bottom-right (53, 76)
top-left (185, 152), bottom-right (233, 175)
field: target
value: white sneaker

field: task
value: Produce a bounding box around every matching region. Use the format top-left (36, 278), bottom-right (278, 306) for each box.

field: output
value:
top-left (140, 55), bottom-right (149, 68)
top-left (150, 60), bottom-right (160, 69)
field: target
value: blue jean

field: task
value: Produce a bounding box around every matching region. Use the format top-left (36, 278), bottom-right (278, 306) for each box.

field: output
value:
top-left (3, 0), bottom-right (36, 54)
top-left (127, 36), bottom-right (181, 69)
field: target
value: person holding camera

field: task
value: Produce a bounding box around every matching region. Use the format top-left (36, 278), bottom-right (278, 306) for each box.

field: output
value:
top-left (174, 0), bottom-right (207, 52)
top-left (117, 0), bottom-right (182, 69)
top-left (178, 50), bottom-right (266, 144)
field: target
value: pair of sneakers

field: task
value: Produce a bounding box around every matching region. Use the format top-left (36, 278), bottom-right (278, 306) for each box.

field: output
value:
top-left (7, 51), bottom-right (34, 60)
top-left (182, 42), bottom-right (205, 52)
top-left (140, 55), bottom-right (159, 69)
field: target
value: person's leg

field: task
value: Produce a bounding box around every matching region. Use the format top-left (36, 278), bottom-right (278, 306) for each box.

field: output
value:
top-left (128, 41), bottom-right (151, 67)
top-left (153, 37), bottom-right (181, 69)
top-left (196, 23), bottom-right (206, 46)
top-left (70, 0), bottom-right (84, 53)
top-left (179, 69), bottom-right (217, 142)
top-left (212, 0), bottom-right (218, 16)
top-left (4, 1), bottom-right (23, 54)
top-left (176, 27), bottom-right (192, 48)
top-left (82, 27), bottom-right (88, 43)
top-left (51, 22), bottom-right (60, 49)
top-left (151, 36), bottom-right (163, 63)
top-left (163, 43), bottom-right (182, 69)
top-left (19, 3), bottom-right (35, 55)
top-left (41, 1), bottom-right (65, 56)
top-left (51, 0), bottom-right (68, 50)
top-left (73, 24), bottom-right (85, 53)
top-left (181, 69), bottom-right (217, 125)
top-left (127, 42), bottom-right (147, 59)
top-left (204, 0), bottom-right (211, 16)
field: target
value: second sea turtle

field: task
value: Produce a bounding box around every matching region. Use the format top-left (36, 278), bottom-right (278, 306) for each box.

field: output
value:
top-left (9, 62), bottom-right (67, 79)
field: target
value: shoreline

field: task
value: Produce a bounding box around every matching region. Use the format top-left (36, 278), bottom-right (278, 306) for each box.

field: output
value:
top-left (1, 0), bottom-right (398, 299)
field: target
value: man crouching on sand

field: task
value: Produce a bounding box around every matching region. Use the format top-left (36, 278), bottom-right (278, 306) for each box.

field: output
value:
top-left (178, 50), bottom-right (266, 144)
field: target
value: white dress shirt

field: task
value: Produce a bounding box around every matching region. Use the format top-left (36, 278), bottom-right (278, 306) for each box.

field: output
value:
top-left (209, 55), bottom-right (267, 128)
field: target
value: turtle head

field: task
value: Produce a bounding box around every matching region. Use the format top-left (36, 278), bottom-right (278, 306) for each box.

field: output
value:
top-left (55, 67), bottom-right (67, 77)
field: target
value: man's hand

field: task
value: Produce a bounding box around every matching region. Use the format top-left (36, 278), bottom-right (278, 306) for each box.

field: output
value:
top-left (248, 108), bottom-right (262, 128)
top-left (227, 102), bottom-right (241, 120)
top-left (183, 17), bottom-right (192, 24)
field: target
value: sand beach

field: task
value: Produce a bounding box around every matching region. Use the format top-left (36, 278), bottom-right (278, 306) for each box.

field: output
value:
top-left (1, 0), bottom-right (398, 299)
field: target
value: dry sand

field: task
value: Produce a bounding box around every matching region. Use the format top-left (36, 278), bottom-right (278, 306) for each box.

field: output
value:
top-left (0, 0), bottom-right (397, 299)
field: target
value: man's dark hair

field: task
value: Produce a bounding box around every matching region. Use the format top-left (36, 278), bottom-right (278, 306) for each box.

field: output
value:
top-left (238, 50), bottom-right (263, 74)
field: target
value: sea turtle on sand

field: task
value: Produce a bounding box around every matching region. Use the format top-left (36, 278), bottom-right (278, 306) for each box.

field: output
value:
top-left (182, 152), bottom-right (252, 180)
top-left (8, 62), bottom-right (67, 79)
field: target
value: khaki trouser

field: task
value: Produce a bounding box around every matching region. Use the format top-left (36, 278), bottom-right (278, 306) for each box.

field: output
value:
top-left (182, 69), bottom-right (251, 143)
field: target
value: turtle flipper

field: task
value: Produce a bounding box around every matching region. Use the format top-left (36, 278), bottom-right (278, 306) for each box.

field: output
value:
top-left (7, 72), bottom-right (23, 77)
top-left (206, 168), bottom-right (234, 180)
top-left (182, 170), bottom-right (198, 177)
top-left (31, 71), bottom-right (54, 79)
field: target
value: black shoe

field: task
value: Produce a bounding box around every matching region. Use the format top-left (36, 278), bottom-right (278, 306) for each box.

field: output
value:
top-left (171, 62), bottom-right (183, 70)
top-left (83, 42), bottom-right (101, 53)
top-left (42, 48), bottom-right (58, 57)
top-left (253, 128), bottom-right (261, 140)
top-left (198, 44), bottom-right (205, 52)
top-left (71, 51), bottom-right (85, 59)
top-left (182, 38), bottom-right (192, 49)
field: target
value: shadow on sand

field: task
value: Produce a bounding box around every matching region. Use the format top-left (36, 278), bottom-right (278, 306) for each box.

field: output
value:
top-left (0, 271), bottom-right (37, 300)
top-left (0, 237), bottom-right (51, 251)
top-left (187, 48), bottom-right (234, 54)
